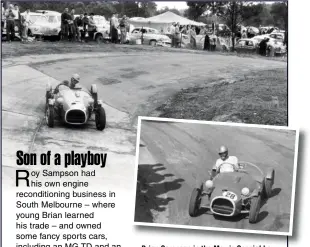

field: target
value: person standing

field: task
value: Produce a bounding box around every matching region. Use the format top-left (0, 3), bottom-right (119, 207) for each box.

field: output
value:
top-left (13, 4), bottom-right (21, 39)
top-left (82, 13), bottom-right (89, 40)
top-left (21, 9), bottom-right (31, 41)
top-left (1, 3), bottom-right (5, 37)
top-left (119, 15), bottom-right (127, 44)
top-left (87, 13), bottom-right (96, 41)
top-left (174, 22), bottom-right (181, 48)
top-left (5, 5), bottom-right (15, 42)
top-left (61, 8), bottom-right (70, 41)
top-left (110, 14), bottom-right (119, 44)
top-left (75, 14), bottom-right (84, 42)
top-left (204, 33), bottom-right (210, 51)
top-left (169, 22), bottom-right (175, 47)
top-left (69, 9), bottom-right (76, 41)
top-left (189, 26), bottom-right (197, 49)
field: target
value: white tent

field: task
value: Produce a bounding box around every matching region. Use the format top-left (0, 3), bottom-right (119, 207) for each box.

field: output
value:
top-left (128, 11), bottom-right (205, 33)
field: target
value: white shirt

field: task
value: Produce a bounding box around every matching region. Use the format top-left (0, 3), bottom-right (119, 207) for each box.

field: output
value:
top-left (12, 9), bottom-right (19, 20)
top-left (214, 156), bottom-right (238, 173)
top-left (170, 25), bottom-right (175, 35)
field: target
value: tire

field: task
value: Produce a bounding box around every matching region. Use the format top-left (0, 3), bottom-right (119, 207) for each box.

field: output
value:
top-left (95, 106), bottom-right (106, 131)
top-left (149, 40), bottom-right (157, 46)
top-left (96, 34), bottom-right (103, 43)
top-left (264, 168), bottom-right (275, 198)
top-left (249, 196), bottom-right (261, 224)
top-left (45, 105), bottom-right (54, 128)
top-left (189, 188), bottom-right (201, 217)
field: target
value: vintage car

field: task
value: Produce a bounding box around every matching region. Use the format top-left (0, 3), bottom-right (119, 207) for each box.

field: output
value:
top-left (45, 82), bottom-right (106, 131)
top-left (235, 38), bottom-right (258, 53)
top-left (188, 161), bottom-right (275, 223)
top-left (252, 35), bottom-right (287, 56)
top-left (35, 10), bottom-right (61, 38)
top-left (129, 27), bottom-right (171, 46)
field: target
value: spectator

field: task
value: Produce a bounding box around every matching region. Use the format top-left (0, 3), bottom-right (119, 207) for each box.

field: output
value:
top-left (110, 14), bottom-right (118, 44)
top-left (204, 33), bottom-right (210, 51)
top-left (87, 13), bottom-right (96, 41)
top-left (241, 30), bottom-right (247, 39)
top-left (119, 15), bottom-right (127, 44)
top-left (75, 14), bottom-right (84, 42)
top-left (5, 4), bottom-right (15, 42)
top-left (258, 37), bottom-right (269, 56)
top-left (174, 22), bottom-right (181, 48)
top-left (21, 9), bottom-right (31, 41)
top-left (61, 8), bottom-right (70, 41)
top-left (82, 13), bottom-right (89, 37)
top-left (169, 22), bottom-right (175, 47)
top-left (69, 9), bottom-right (76, 41)
top-left (13, 4), bottom-right (21, 39)
top-left (189, 26), bottom-right (197, 49)
top-left (210, 33), bottom-right (217, 51)
top-left (1, 3), bottom-right (5, 37)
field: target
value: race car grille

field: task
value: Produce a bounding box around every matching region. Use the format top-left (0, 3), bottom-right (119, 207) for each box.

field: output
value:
top-left (211, 198), bottom-right (234, 215)
top-left (66, 110), bottom-right (86, 124)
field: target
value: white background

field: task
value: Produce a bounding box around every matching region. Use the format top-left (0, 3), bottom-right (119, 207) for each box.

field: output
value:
top-left (2, 0), bottom-right (310, 246)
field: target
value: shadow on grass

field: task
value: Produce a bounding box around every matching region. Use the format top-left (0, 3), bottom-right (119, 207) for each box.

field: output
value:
top-left (134, 163), bottom-right (185, 223)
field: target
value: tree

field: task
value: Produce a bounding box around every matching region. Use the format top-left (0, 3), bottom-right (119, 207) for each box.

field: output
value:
top-left (270, 2), bottom-right (288, 46)
top-left (185, 2), bottom-right (207, 20)
top-left (222, 1), bottom-right (244, 50)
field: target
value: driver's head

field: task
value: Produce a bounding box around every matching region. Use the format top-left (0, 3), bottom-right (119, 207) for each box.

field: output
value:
top-left (71, 73), bottom-right (80, 86)
top-left (218, 146), bottom-right (228, 161)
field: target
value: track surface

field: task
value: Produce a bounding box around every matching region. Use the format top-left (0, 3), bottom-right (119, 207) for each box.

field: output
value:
top-left (2, 51), bottom-right (286, 190)
top-left (137, 120), bottom-right (296, 233)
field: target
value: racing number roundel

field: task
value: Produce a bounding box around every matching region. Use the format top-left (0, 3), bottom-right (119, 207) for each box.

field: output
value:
top-left (222, 191), bottom-right (238, 201)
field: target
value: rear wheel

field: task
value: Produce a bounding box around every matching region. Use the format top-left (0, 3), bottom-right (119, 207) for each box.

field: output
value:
top-left (249, 196), bottom-right (261, 223)
top-left (189, 188), bottom-right (201, 217)
top-left (150, 40), bottom-right (157, 46)
top-left (45, 105), bottom-right (54, 128)
top-left (95, 106), bottom-right (106, 131)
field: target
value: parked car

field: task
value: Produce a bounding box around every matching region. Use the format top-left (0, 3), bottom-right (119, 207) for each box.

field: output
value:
top-left (235, 38), bottom-right (258, 53)
top-left (129, 27), bottom-right (171, 46)
top-left (35, 10), bottom-right (61, 39)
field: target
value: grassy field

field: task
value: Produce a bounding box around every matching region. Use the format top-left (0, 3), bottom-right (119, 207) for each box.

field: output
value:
top-left (156, 68), bottom-right (287, 126)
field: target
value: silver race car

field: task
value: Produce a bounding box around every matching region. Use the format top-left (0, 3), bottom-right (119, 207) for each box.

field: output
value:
top-left (45, 82), bottom-right (106, 130)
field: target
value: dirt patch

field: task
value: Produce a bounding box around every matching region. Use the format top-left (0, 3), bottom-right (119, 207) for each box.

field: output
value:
top-left (97, 77), bottom-right (122, 85)
top-left (120, 70), bottom-right (149, 79)
top-left (156, 68), bottom-right (287, 126)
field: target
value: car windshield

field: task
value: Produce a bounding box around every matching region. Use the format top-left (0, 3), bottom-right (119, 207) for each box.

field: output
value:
top-left (47, 15), bottom-right (60, 23)
top-left (29, 15), bottom-right (43, 23)
top-left (34, 15), bottom-right (48, 24)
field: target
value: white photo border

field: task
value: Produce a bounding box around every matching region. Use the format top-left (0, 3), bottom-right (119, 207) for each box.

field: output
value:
top-left (133, 116), bottom-right (299, 236)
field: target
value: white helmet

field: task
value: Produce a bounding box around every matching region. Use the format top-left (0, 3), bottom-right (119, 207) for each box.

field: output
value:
top-left (218, 145), bottom-right (228, 154)
top-left (72, 73), bottom-right (80, 82)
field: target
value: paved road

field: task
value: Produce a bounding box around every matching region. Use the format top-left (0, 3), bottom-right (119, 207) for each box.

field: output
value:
top-left (137, 120), bottom-right (296, 234)
top-left (2, 51), bottom-right (286, 190)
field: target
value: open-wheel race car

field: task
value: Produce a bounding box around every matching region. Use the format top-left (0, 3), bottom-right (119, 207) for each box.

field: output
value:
top-left (45, 82), bottom-right (106, 130)
top-left (188, 161), bottom-right (275, 223)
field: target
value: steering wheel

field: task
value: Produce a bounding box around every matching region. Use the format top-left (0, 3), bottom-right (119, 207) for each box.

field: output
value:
top-left (216, 162), bottom-right (239, 173)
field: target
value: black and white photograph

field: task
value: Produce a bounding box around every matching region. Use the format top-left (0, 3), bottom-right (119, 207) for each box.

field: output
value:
top-left (134, 117), bottom-right (298, 235)
top-left (2, 1), bottom-right (288, 187)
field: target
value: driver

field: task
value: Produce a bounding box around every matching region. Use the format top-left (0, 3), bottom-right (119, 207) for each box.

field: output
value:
top-left (213, 146), bottom-right (239, 174)
top-left (53, 74), bottom-right (80, 93)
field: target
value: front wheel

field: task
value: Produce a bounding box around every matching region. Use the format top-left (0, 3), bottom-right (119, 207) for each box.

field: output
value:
top-left (96, 34), bottom-right (103, 43)
top-left (45, 105), bottom-right (54, 128)
top-left (249, 196), bottom-right (261, 224)
top-left (189, 188), bottom-right (201, 217)
top-left (264, 168), bottom-right (275, 198)
top-left (95, 106), bottom-right (106, 131)
top-left (149, 40), bottom-right (157, 46)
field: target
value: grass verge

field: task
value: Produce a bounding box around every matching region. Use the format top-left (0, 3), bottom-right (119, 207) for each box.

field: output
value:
top-left (156, 68), bottom-right (287, 126)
